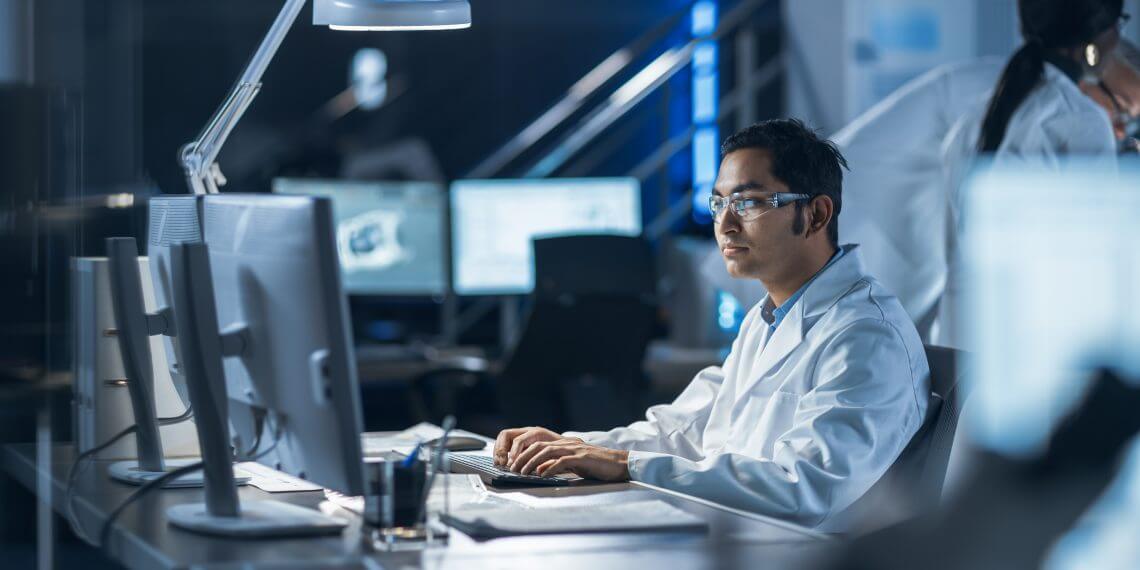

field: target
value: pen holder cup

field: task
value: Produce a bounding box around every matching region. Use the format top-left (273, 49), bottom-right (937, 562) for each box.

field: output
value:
top-left (366, 458), bottom-right (428, 530)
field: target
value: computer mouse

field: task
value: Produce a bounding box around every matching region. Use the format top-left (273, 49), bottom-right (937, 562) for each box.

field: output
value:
top-left (424, 435), bottom-right (488, 452)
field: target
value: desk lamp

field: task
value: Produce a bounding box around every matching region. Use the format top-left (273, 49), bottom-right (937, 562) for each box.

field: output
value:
top-left (178, 0), bottom-right (471, 196)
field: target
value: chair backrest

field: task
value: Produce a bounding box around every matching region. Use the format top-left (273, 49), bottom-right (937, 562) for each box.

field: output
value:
top-left (531, 234), bottom-right (655, 299)
top-left (848, 344), bottom-right (967, 530)
top-left (918, 344), bottom-right (967, 500)
top-left (497, 235), bottom-right (657, 432)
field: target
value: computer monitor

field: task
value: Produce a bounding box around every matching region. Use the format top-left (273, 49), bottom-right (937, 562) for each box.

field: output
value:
top-left (165, 194), bottom-right (365, 537)
top-left (146, 196), bottom-right (202, 408)
top-left (102, 196), bottom-right (206, 487)
top-left (961, 159), bottom-right (1140, 567)
top-left (450, 178), bottom-right (642, 295)
top-left (273, 178), bottom-right (448, 296)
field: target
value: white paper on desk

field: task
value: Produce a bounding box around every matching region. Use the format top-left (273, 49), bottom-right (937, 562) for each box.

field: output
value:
top-left (236, 462), bottom-right (323, 493)
top-left (324, 474), bottom-right (495, 516)
top-left (490, 488), bottom-right (660, 509)
top-left (442, 499), bottom-right (709, 537)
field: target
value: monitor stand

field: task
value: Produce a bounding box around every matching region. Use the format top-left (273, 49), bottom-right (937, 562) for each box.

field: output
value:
top-left (106, 238), bottom-right (211, 489)
top-left (108, 458), bottom-right (251, 488)
top-left (109, 459), bottom-right (208, 488)
top-left (166, 501), bottom-right (345, 538)
top-left (165, 242), bottom-right (346, 538)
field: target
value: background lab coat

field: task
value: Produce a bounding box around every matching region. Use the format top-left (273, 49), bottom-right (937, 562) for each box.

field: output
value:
top-left (833, 58), bottom-right (1005, 340)
top-left (936, 62), bottom-right (1118, 349)
top-left (567, 245), bottom-right (930, 531)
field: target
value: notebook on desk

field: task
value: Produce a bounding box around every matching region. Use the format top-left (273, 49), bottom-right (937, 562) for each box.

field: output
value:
top-left (439, 499), bottom-right (708, 539)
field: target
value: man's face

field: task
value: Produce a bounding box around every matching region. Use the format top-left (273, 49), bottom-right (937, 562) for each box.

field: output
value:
top-left (712, 148), bottom-right (804, 281)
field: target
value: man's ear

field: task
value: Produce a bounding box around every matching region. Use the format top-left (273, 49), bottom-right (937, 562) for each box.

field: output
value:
top-left (805, 196), bottom-right (833, 237)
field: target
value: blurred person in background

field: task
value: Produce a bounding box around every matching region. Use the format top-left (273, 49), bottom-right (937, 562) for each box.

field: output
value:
top-left (937, 0), bottom-right (1126, 349)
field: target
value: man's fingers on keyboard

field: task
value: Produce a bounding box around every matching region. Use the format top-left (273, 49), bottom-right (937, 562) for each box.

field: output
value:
top-left (536, 456), bottom-right (576, 477)
top-left (507, 428), bottom-right (553, 465)
top-left (494, 428), bottom-right (525, 465)
top-left (519, 443), bottom-right (574, 475)
top-left (509, 438), bottom-right (554, 472)
top-left (512, 438), bottom-right (578, 473)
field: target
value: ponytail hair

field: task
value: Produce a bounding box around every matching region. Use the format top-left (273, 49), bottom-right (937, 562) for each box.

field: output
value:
top-left (977, 41), bottom-right (1047, 152)
top-left (977, 0), bottom-right (1124, 152)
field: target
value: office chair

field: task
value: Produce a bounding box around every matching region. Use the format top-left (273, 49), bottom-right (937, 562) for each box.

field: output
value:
top-left (494, 235), bottom-right (658, 433)
top-left (847, 344), bottom-right (969, 531)
top-left (408, 235), bottom-right (657, 434)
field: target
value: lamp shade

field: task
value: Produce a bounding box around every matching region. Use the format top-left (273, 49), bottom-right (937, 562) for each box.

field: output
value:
top-left (314, 0), bottom-right (472, 31)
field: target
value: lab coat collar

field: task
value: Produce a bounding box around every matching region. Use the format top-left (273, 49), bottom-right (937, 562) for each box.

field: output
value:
top-left (799, 243), bottom-right (866, 323)
top-left (755, 244), bottom-right (867, 370)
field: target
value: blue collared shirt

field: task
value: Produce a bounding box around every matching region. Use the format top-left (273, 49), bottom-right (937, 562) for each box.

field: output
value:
top-left (760, 248), bottom-right (845, 335)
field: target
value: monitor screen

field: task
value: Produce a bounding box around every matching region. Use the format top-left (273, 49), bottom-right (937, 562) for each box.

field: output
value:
top-left (960, 159), bottom-right (1140, 457)
top-left (960, 159), bottom-right (1140, 570)
top-left (450, 178), bottom-right (642, 295)
top-left (273, 179), bottom-right (447, 296)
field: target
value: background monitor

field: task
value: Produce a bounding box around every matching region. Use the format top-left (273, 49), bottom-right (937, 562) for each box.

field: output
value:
top-left (273, 178), bottom-right (448, 296)
top-left (450, 177), bottom-right (641, 295)
top-left (961, 159), bottom-right (1140, 567)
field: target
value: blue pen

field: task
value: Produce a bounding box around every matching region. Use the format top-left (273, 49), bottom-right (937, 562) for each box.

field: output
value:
top-left (402, 442), bottom-right (423, 467)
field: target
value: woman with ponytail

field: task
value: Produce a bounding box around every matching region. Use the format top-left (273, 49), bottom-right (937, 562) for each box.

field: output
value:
top-left (935, 0), bottom-right (1127, 349)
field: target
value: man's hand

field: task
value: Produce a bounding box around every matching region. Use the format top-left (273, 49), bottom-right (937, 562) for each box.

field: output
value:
top-left (509, 438), bottom-right (631, 482)
top-left (493, 426), bottom-right (566, 467)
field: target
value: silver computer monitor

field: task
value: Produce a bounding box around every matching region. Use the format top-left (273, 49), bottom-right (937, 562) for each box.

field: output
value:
top-left (165, 193), bottom-right (365, 537)
top-left (450, 177), bottom-right (642, 295)
top-left (146, 195), bottom-right (203, 408)
top-left (100, 197), bottom-right (207, 487)
top-left (273, 178), bottom-right (448, 296)
top-left (960, 158), bottom-right (1140, 567)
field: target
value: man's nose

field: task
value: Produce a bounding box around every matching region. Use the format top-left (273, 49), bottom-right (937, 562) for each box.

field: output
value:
top-left (717, 212), bottom-right (741, 233)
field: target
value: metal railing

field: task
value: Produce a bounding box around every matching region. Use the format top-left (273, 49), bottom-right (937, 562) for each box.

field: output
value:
top-left (466, 0), bottom-right (775, 184)
top-left (464, 4), bottom-right (695, 179)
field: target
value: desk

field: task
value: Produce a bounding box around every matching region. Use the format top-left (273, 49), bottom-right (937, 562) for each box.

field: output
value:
top-left (3, 444), bottom-right (834, 569)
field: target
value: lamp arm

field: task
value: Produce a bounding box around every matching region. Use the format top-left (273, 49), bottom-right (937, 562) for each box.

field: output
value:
top-left (180, 0), bottom-right (309, 195)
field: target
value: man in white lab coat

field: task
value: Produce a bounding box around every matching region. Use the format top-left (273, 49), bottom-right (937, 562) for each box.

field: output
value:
top-left (493, 119), bottom-right (931, 530)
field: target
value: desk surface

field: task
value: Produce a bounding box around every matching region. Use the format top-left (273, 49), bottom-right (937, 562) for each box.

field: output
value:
top-left (4, 444), bottom-right (833, 570)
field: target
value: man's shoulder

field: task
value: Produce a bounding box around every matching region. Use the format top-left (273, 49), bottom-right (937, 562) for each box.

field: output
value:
top-left (813, 276), bottom-right (923, 347)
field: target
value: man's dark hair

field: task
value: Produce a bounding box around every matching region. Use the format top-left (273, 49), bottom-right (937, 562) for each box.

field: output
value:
top-left (720, 118), bottom-right (848, 248)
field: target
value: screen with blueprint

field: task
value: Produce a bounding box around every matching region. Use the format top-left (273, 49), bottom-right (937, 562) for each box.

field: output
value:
top-left (273, 178), bottom-right (447, 296)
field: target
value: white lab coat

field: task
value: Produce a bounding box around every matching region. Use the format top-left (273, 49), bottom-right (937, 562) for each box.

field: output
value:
top-left (833, 58), bottom-right (1005, 339)
top-left (935, 62), bottom-right (1118, 349)
top-left (567, 245), bottom-right (930, 531)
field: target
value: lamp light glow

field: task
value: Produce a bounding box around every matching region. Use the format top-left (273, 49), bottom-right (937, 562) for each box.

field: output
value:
top-left (315, 0), bottom-right (472, 31)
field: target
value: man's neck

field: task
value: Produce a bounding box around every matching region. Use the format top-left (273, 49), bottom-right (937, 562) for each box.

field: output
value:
top-left (764, 245), bottom-right (838, 307)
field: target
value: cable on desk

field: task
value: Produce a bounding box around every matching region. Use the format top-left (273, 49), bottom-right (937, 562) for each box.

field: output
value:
top-left (64, 407), bottom-right (194, 546)
top-left (66, 424), bottom-right (136, 544)
top-left (98, 460), bottom-right (205, 549)
top-left (96, 424), bottom-right (282, 549)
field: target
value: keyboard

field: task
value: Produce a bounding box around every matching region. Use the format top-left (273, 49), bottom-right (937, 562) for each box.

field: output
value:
top-left (444, 453), bottom-right (579, 487)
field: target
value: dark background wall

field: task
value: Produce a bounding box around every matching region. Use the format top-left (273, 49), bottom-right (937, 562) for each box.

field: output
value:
top-left (136, 0), bottom-right (692, 194)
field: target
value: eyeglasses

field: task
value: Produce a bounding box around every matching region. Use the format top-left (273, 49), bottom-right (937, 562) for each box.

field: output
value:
top-left (708, 192), bottom-right (811, 223)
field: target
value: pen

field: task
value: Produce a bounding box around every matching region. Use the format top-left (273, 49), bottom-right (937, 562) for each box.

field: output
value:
top-left (402, 442), bottom-right (423, 467)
